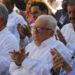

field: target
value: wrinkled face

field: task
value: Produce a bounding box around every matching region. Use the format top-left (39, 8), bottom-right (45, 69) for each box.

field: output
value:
top-left (31, 6), bottom-right (41, 20)
top-left (67, 5), bottom-right (75, 26)
top-left (31, 19), bottom-right (54, 46)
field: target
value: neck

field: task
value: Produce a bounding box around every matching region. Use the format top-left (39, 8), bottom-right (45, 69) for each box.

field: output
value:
top-left (34, 41), bottom-right (42, 46)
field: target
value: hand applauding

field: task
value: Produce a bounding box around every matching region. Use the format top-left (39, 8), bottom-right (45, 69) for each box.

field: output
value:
top-left (50, 48), bottom-right (72, 74)
top-left (17, 24), bottom-right (31, 39)
top-left (50, 48), bottom-right (64, 72)
top-left (9, 49), bottom-right (29, 66)
top-left (55, 29), bottom-right (67, 45)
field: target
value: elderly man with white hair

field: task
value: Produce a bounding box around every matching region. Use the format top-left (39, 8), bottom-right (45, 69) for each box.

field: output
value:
top-left (9, 15), bottom-right (73, 75)
top-left (0, 3), bottom-right (19, 75)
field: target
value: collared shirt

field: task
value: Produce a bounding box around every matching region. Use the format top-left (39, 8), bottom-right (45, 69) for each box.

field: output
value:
top-left (61, 23), bottom-right (75, 52)
top-left (61, 23), bottom-right (75, 44)
top-left (9, 36), bottom-right (73, 75)
top-left (6, 11), bottom-right (27, 40)
top-left (0, 28), bottom-right (19, 74)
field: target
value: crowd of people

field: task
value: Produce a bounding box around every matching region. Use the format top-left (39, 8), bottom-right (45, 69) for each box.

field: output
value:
top-left (0, 0), bottom-right (75, 75)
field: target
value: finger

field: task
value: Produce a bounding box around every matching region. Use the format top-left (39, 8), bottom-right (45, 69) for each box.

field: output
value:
top-left (53, 55), bottom-right (62, 62)
top-left (51, 48), bottom-right (59, 54)
top-left (53, 59), bottom-right (64, 67)
top-left (53, 59), bottom-right (63, 68)
top-left (17, 23), bottom-right (21, 29)
top-left (50, 48), bottom-right (57, 55)
top-left (9, 50), bottom-right (16, 54)
top-left (53, 48), bottom-right (63, 57)
top-left (9, 52), bottom-right (14, 54)
top-left (56, 29), bottom-right (62, 35)
top-left (20, 48), bottom-right (25, 54)
top-left (24, 52), bottom-right (29, 58)
top-left (53, 63), bottom-right (62, 71)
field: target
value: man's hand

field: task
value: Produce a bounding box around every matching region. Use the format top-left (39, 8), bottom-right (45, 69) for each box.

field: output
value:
top-left (50, 48), bottom-right (72, 73)
top-left (17, 24), bottom-right (31, 39)
top-left (55, 29), bottom-right (67, 45)
top-left (50, 48), bottom-right (64, 72)
top-left (17, 24), bottom-right (27, 39)
top-left (9, 49), bottom-right (29, 66)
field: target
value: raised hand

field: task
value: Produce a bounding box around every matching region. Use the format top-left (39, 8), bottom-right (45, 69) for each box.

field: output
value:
top-left (17, 24), bottom-right (31, 39)
top-left (50, 48), bottom-right (72, 73)
top-left (50, 48), bottom-right (63, 72)
top-left (55, 29), bottom-right (67, 45)
top-left (9, 49), bottom-right (29, 66)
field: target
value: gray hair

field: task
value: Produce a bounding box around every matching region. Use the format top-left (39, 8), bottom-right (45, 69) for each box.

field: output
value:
top-left (0, 3), bottom-right (8, 24)
top-left (35, 15), bottom-right (57, 31)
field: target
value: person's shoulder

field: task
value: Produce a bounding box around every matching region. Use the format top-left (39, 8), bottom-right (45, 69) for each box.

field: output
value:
top-left (6, 29), bottom-right (18, 41)
top-left (61, 23), bottom-right (72, 30)
top-left (14, 12), bottom-right (27, 25)
top-left (14, 11), bottom-right (23, 19)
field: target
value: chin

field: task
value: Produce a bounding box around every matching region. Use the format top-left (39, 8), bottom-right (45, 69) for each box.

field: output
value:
top-left (34, 40), bottom-right (41, 46)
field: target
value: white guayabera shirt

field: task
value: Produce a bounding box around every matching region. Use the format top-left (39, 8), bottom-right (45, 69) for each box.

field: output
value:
top-left (61, 23), bottom-right (75, 52)
top-left (0, 28), bottom-right (19, 74)
top-left (6, 11), bottom-right (27, 40)
top-left (9, 36), bottom-right (73, 75)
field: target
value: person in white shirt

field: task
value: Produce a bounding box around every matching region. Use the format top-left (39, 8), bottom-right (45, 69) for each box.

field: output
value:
top-left (56, 0), bottom-right (75, 52)
top-left (9, 15), bottom-right (73, 75)
top-left (1, 0), bottom-right (32, 49)
top-left (0, 0), bottom-right (28, 40)
top-left (0, 3), bottom-right (19, 75)
top-left (55, 1), bottom-right (75, 74)
top-left (17, 24), bottom-right (32, 49)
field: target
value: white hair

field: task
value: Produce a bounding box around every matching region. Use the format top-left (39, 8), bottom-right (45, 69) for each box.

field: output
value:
top-left (35, 15), bottom-right (57, 30)
top-left (0, 3), bottom-right (8, 24)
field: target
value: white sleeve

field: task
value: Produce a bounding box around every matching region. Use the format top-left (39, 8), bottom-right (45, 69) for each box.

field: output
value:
top-left (61, 25), bottom-right (70, 43)
top-left (9, 57), bottom-right (51, 75)
top-left (66, 43), bottom-right (75, 54)
top-left (22, 57), bottom-right (51, 75)
top-left (56, 41), bottom-right (73, 62)
top-left (9, 62), bottom-right (20, 74)
top-left (17, 15), bottom-right (27, 26)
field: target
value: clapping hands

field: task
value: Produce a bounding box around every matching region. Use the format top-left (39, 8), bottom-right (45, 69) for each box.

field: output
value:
top-left (55, 29), bottom-right (67, 45)
top-left (9, 49), bottom-right (29, 66)
top-left (50, 48), bottom-right (64, 72)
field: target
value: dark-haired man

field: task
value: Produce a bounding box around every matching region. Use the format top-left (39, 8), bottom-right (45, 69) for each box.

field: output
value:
top-left (29, 2), bottom-right (49, 24)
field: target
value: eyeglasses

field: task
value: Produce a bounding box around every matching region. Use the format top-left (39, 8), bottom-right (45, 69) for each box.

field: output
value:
top-left (31, 26), bottom-right (52, 33)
